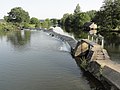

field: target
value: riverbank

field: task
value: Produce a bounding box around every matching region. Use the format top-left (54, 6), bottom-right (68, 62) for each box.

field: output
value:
top-left (45, 29), bottom-right (120, 90)
top-left (0, 22), bottom-right (19, 32)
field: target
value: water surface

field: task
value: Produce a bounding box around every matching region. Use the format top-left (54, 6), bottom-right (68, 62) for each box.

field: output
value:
top-left (0, 30), bottom-right (91, 90)
top-left (102, 32), bottom-right (120, 63)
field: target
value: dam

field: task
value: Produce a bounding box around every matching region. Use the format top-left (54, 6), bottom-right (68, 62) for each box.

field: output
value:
top-left (47, 28), bottom-right (120, 90)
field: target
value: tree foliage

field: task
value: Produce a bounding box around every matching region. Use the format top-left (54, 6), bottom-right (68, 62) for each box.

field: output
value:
top-left (30, 17), bottom-right (39, 24)
top-left (61, 13), bottom-right (70, 26)
top-left (86, 10), bottom-right (96, 20)
top-left (41, 18), bottom-right (51, 29)
top-left (93, 0), bottom-right (120, 31)
top-left (35, 23), bottom-right (41, 28)
top-left (50, 18), bottom-right (58, 26)
top-left (5, 7), bottom-right (30, 24)
top-left (61, 4), bottom-right (90, 33)
top-left (30, 17), bottom-right (40, 28)
top-left (73, 12), bottom-right (90, 28)
top-left (74, 4), bottom-right (81, 14)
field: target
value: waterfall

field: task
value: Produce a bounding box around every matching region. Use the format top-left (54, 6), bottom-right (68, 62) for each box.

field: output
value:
top-left (59, 41), bottom-right (71, 52)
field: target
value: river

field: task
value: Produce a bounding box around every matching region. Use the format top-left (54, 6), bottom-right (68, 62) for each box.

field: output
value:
top-left (0, 30), bottom-right (93, 90)
top-left (102, 32), bottom-right (120, 64)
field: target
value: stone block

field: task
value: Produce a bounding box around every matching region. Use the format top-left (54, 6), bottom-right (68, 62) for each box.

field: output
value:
top-left (102, 66), bottom-right (120, 89)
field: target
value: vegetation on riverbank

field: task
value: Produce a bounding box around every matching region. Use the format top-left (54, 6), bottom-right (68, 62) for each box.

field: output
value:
top-left (60, 0), bottom-right (120, 37)
top-left (93, 0), bottom-right (120, 31)
top-left (0, 7), bottom-right (59, 33)
top-left (1, 0), bottom-right (120, 36)
top-left (60, 4), bottom-right (96, 38)
top-left (0, 22), bottom-right (18, 32)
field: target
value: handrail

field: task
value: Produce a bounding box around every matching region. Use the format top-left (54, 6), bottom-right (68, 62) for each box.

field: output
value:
top-left (88, 34), bottom-right (104, 48)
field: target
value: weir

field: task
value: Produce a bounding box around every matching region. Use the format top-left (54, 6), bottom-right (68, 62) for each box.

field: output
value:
top-left (46, 29), bottom-right (120, 90)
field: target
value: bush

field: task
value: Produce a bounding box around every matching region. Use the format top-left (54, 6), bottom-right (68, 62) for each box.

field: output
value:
top-left (0, 22), bottom-right (18, 32)
top-left (23, 23), bottom-right (30, 29)
top-left (35, 23), bottom-right (40, 28)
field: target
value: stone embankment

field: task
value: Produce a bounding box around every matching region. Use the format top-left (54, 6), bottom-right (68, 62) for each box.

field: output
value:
top-left (74, 39), bottom-right (120, 90)
top-left (45, 30), bottom-right (120, 90)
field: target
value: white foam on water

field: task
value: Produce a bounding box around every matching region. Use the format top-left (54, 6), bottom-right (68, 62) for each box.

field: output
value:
top-left (59, 41), bottom-right (71, 52)
top-left (53, 27), bottom-right (75, 39)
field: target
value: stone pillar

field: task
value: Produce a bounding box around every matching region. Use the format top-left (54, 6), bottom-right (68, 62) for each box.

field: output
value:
top-left (96, 37), bottom-right (98, 44)
top-left (88, 35), bottom-right (90, 40)
top-left (101, 37), bottom-right (104, 48)
top-left (91, 36), bottom-right (94, 41)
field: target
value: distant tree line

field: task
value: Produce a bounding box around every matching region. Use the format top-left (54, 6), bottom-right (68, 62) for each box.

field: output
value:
top-left (1, 7), bottom-right (59, 31)
top-left (60, 4), bottom-right (96, 39)
top-left (60, 4), bottom-right (96, 34)
top-left (61, 0), bottom-right (120, 34)
top-left (2, 0), bottom-right (120, 33)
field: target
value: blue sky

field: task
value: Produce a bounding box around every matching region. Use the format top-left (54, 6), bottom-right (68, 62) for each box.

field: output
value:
top-left (0, 0), bottom-right (104, 19)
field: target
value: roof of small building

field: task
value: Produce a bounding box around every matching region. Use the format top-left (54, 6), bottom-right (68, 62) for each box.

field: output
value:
top-left (83, 22), bottom-right (93, 27)
top-left (83, 22), bottom-right (97, 29)
top-left (90, 23), bottom-right (97, 29)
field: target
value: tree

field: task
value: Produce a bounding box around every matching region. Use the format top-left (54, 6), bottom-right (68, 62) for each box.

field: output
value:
top-left (4, 16), bottom-right (9, 22)
top-left (51, 18), bottom-right (58, 26)
top-left (73, 12), bottom-right (90, 29)
top-left (23, 22), bottom-right (30, 29)
top-left (86, 10), bottom-right (96, 20)
top-left (35, 22), bottom-right (41, 28)
top-left (61, 4), bottom-right (90, 32)
top-left (60, 3), bottom-right (92, 38)
top-left (63, 14), bottom-right (74, 32)
top-left (6, 7), bottom-right (30, 24)
top-left (93, 0), bottom-right (120, 31)
top-left (74, 4), bottom-right (81, 14)
top-left (41, 18), bottom-right (51, 29)
top-left (60, 13), bottom-right (70, 26)
top-left (72, 4), bottom-right (90, 29)
top-left (64, 14), bottom-right (73, 27)
top-left (30, 17), bottom-right (39, 24)
top-left (112, 0), bottom-right (120, 29)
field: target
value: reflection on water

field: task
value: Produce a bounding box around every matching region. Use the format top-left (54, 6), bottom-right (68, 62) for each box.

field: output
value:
top-left (59, 41), bottom-right (71, 52)
top-left (7, 30), bottom-right (31, 46)
top-left (0, 30), bottom-right (92, 90)
top-left (62, 26), bottom-right (88, 39)
top-left (101, 32), bottom-right (120, 63)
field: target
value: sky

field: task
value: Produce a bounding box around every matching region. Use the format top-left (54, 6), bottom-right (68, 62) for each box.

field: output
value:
top-left (0, 0), bottom-right (104, 19)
